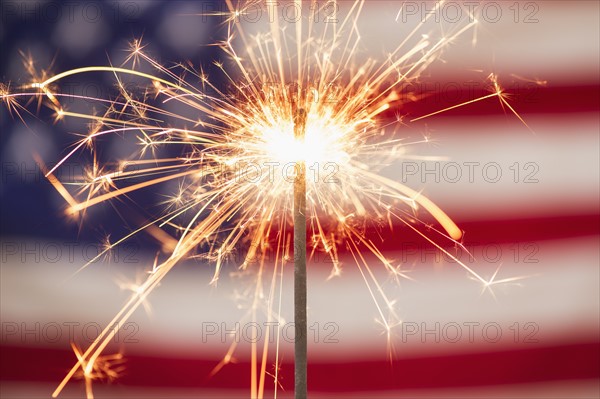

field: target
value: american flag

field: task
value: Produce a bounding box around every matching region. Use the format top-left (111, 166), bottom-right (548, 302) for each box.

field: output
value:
top-left (1, 1), bottom-right (598, 398)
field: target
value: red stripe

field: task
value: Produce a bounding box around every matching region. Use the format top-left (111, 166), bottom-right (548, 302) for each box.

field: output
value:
top-left (211, 214), bottom-right (599, 265)
top-left (386, 84), bottom-right (600, 118)
top-left (392, 213), bottom-right (600, 249)
top-left (457, 214), bottom-right (599, 243)
top-left (1, 342), bottom-right (598, 391)
top-left (281, 214), bottom-right (599, 254)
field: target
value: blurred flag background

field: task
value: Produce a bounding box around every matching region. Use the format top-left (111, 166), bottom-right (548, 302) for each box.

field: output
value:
top-left (1, 1), bottom-right (598, 398)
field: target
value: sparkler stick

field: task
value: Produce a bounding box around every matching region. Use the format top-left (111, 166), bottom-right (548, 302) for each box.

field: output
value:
top-left (293, 107), bottom-right (308, 399)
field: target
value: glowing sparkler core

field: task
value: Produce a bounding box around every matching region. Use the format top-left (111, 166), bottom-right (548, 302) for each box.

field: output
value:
top-left (261, 108), bottom-right (350, 166)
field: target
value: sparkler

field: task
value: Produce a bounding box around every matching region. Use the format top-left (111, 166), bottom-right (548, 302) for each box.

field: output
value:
top-left (1, 1), bottom-right (532, 398)
top-left (293, 105), bottom-right (307, 399)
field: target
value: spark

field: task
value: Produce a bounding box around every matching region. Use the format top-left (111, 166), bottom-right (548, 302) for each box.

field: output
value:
top-left (476, 264), bottom-right (537, 301)
top-left (70, 344), bottom-right (125, 399)
top-left (116, 272), bottom-right (155, 316)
